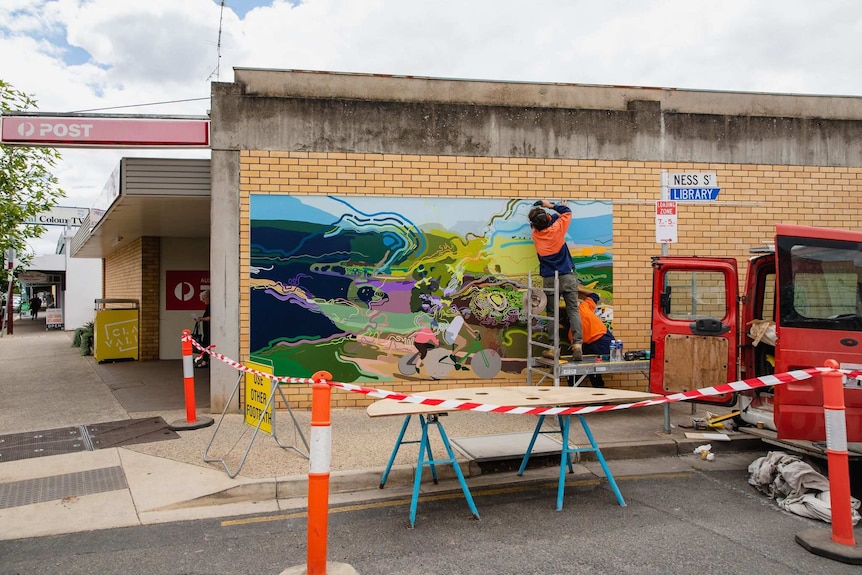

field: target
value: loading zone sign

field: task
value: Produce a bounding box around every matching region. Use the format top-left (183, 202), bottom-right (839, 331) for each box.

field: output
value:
top-left (656, 200), bottom-right (678, 243)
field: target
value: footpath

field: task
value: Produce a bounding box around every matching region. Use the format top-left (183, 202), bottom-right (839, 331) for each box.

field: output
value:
top-left (0, 315), bottom-right (765, 541)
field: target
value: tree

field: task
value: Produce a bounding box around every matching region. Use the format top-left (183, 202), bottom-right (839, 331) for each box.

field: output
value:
top-left (0, 80), bottom-right (64, 284)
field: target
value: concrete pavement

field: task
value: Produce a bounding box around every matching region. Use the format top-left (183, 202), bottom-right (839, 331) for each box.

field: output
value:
top-left (0, 315), bottom-right (765, 541)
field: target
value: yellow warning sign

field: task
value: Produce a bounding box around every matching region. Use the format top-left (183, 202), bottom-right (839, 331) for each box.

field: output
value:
top-left (244, 359), bottom-right (274, 435)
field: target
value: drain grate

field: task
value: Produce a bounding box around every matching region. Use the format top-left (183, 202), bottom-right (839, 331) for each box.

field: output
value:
top-left (0, 417), bottom-right (178, 463)
top-left (87, 417), bottom-right (179, 449)
top-left (0, 466), bottom-right (127, 509)
top-left (0, 427), bottom-right (88, 463)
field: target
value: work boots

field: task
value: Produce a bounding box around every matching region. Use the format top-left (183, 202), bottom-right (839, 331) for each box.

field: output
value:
top-left (570, 343), bottom-right (583, 362)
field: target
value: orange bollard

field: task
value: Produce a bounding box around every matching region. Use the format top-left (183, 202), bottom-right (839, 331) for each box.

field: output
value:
top-left (183, 329), bottom-right (197, 422)
top-left (795, 360), bottom-right (861, 565)
top-left (307, 370), bottom-right (333, 575)
top-left (169, 330), bottom-right (213, 431)
top-left (821, 360), bottom-right (856, 546)
top-left (283, 371), bottom-right (356, 575)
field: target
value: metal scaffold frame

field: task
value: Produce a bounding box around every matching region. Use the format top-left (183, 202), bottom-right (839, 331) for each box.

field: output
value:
top-left (526, 271), bottom-right (564, 386)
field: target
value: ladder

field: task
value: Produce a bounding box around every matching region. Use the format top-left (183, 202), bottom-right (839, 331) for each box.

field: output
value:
top-left (526, 271), bottom-right (564, 386)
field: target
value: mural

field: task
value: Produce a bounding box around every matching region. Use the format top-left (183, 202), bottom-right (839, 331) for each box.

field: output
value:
top-left (249, 195), bottom-right (612, 383)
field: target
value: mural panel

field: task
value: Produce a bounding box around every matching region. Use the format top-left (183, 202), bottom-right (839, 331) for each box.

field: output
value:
top-left (249, 195), bottom-right (612, 383)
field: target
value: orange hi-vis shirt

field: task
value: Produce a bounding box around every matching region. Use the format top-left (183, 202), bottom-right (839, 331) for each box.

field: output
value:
top-left (531, 205), bottom-right (574, 277)
top-left (579, 297), bottom-right (607, 344)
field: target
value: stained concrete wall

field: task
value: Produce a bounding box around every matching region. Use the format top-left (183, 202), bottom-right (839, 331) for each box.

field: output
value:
top-left (214, 69), bottom-right (862, 166)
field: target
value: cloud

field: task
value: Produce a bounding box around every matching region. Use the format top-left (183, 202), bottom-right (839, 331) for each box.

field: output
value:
top-left (2, 0), bottom-right (862, 255)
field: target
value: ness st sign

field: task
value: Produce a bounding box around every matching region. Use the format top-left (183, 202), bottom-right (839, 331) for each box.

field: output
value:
top-left (0, 115), bottom-right (210, 148)
top-left (667, 172), bottom-right (720, 201)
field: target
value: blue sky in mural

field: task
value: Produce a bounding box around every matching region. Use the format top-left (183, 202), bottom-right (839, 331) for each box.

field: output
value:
top-left (250, 194), bottom-right (612, 246)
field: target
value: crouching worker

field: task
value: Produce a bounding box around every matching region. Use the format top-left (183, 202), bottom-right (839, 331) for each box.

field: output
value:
top-left (571, 291), bottom-right (614, 388)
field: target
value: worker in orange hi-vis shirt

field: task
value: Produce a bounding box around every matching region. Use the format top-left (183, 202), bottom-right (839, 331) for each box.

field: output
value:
top-left (528, 200), bottom-right (582, 361)
top-left (573, 292), bottom-right (615, 388)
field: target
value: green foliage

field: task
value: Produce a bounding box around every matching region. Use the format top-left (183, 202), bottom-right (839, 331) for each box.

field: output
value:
top-left (73, 321), bottom-right (94, 355)
top-left (0, 79), bottom-right (64, 272)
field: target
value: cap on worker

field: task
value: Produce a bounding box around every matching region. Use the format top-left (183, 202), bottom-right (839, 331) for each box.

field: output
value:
top-left (587, 292), bottom-right (600, 304)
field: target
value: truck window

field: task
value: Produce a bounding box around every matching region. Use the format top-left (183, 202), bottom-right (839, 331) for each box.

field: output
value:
top-left (664, 270), bottom-right (728, 321)
top-left (777, 236), bottom-right (862, 330)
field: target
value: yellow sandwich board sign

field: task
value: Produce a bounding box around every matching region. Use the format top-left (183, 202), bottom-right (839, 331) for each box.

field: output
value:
top-left (244, 359), bottom-right (274, 435)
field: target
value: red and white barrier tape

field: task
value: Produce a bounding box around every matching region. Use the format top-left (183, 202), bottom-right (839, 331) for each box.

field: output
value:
top-left (183, 332), bottom-right (323, 385)
top-left (182, 333), bottom-right (856, 416)
top-left (326, 369), bottom-right (828, 416)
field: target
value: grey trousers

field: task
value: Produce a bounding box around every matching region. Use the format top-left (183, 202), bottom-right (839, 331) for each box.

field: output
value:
top-left (542, 273), bottom-right (582, 344)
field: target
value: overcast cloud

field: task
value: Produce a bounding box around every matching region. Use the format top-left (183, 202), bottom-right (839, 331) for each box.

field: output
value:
top-left (2, 0), bottom-right (861, 255)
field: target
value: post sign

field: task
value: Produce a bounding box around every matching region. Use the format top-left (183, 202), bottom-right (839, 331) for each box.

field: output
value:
top-left (667, 172), bottom-right (720, 201)
top-left (244, 359), bottom-right (274, 435)
top-left (165, 270), bottom-right (210, 311)
top-left (655, 200), bottom-right (678, 244)
top-left (0, 115), bottom-right (210, 148)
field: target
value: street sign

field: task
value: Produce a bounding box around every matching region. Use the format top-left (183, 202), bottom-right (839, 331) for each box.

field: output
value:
top-left (668, 172), bottom-right (716, 187)
top-left (668, 187), bottom-right (721, 201)
top-left (655, 200), bottom-right (678, 244)
top-left (667, 172), bottom-right (720, 201)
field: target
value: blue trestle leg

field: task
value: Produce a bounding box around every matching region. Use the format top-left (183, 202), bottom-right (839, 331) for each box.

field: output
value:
top-left (379, 415), bottom-right (437, 489)
top-left (517, 414), bottom-right (575, 476)
top-left (379, 413), bottom-right (480, 528)
top-left (518, 413), bottom-right (626, 510)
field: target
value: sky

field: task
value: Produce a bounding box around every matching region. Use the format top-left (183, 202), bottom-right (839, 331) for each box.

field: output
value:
top-left (2, 0), bottom-right (862, 256)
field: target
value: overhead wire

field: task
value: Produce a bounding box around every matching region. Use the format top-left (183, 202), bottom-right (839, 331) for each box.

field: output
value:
top-left (72, 1), bottom-right (226, 114)
top-left (69, 97), bottom-right (211, 114)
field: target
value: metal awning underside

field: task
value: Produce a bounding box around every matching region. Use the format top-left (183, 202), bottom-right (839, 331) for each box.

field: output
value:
top-left (71, 158), bottom-right (211, 258)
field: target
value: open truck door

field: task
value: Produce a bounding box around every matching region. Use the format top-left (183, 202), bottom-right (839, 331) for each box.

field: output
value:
top-left (771, 224), bottom-right (862, 442)
top-left (650, 256), bottom-right (738, 406)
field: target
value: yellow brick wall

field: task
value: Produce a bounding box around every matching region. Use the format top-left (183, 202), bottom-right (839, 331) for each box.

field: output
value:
top-left (104, 239), bottom-right (143, 300)
top-left (103, 237), bottom-right (161, 361)
top-left (238, 151), bottom-right (862, 408)
top-left (139, 237), bottom-right (160, 361)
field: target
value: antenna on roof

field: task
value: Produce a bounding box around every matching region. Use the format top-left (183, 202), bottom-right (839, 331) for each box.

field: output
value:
top-left (207, 1), bottom-right (226, 82)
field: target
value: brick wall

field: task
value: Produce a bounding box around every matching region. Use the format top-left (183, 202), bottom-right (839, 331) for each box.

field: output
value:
top-left (103, 236), bottom-right (161, 361)
top-left (139, 237), bottom-right (160, 360)
top-left (104, 239), bottom-right (142, 299)
top-left (239, 151), bottom-right (862, 408)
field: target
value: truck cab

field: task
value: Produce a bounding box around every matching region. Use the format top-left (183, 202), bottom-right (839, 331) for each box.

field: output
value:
top-left (650, 224), bottom-right (862, 443)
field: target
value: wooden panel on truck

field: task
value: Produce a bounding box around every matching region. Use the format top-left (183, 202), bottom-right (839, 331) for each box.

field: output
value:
top-left (662, 334), bottom-right (728, 392)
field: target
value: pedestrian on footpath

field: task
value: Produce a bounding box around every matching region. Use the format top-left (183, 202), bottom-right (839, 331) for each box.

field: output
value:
top-left (28, 294), bottom-right (42, 320)
top-left (528, 200), bottom-right (583, 361)
top-left (193, 289), bottom-right (211, 368)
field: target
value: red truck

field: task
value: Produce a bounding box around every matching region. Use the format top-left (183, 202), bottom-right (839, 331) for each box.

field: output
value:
top-left (649, 224), bottom-right (862, 446)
